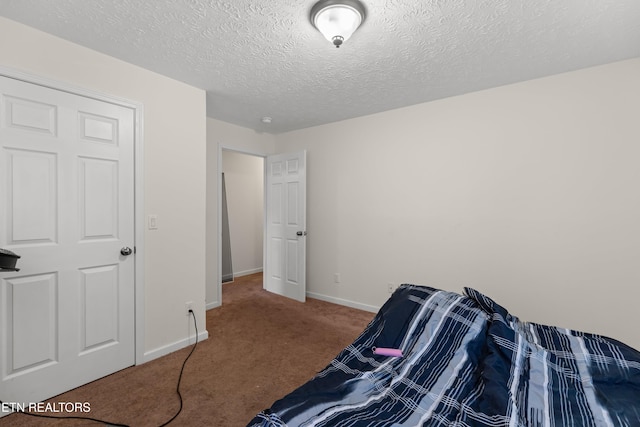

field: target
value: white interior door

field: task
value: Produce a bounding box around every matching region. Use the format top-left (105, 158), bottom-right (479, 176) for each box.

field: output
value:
top-left (265, 151), bottom-right (306, 302)
top-left (0, 76), bottom-right (135, 404)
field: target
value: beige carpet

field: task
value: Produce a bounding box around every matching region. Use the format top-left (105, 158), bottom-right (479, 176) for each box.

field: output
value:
top-left (0, 273), bottom-right (375, 426)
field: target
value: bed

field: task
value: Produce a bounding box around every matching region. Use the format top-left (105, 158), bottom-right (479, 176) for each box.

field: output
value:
top-left (247, 284), bottom-right (640, 426)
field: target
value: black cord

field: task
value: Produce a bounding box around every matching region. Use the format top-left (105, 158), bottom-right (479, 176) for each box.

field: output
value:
top-left (158, 309), bottom-right (199, 426)
top-left (0, 309), bottom-right (199, 427)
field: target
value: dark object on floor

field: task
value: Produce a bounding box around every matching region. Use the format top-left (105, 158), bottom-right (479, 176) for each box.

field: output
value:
top-left (248, 284), bottom-right (640, 426)
top-left (0, 248), bottom-right (20, 271)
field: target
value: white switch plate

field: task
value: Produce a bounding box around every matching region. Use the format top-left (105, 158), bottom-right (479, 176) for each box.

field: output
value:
top-left (148, 214), bottom-right (158, 230)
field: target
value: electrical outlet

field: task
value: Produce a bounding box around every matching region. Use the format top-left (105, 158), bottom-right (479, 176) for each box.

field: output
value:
top-left (334, 273), bottom-right (341, 283)
top-left (185, 301), bottom-right (193, 316)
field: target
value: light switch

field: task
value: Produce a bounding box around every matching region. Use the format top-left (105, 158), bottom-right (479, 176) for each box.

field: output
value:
top-left (148, 214), bottom-right (158, 230)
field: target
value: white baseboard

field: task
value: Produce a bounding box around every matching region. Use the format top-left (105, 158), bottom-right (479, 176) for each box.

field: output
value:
top-left (141, 330), bottom-right (209, 364)
top-left (233, 267), bottom-right (263, 277)
top-left (206, 300), bottom-right (221, 310)
top-left (306, 291), bottom-right (380, 313)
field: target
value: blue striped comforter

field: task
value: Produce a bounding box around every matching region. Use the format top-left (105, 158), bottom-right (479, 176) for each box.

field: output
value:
top-left (248, 285), bottom-right (640, 426)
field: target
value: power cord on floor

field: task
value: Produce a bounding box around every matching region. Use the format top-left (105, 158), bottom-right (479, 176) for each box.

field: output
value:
top-left (158, 309), bottom-right (199, 427)
top-left (0, 309), bottom-right (199, 427)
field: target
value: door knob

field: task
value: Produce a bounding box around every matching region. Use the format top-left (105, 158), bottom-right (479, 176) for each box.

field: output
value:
top-left (296, 231), bottom-right (307, 236)
top-left (120, 247), bottom-right (133, 256)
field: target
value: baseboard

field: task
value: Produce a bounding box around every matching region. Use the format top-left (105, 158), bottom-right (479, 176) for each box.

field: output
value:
top-left (206, 300), bottom-right (221, 310)
top-left (141, 330), bottom-right (209, 364)
top-left (306, 291), bottom-right (380, 313)
top-left (234, 267), bottom-right (263, 277)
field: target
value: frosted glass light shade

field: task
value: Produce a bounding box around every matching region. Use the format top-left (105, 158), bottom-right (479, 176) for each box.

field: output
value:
top-left (311, 0), bottom-right (365, 48)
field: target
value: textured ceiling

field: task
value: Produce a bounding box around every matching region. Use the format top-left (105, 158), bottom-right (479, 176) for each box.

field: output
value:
top-left (1, 0), bottom-right (639, 134)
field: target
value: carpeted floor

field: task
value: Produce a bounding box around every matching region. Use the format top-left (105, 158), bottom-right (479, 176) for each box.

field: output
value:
top-left (0, 273), bottom-right (375, 426)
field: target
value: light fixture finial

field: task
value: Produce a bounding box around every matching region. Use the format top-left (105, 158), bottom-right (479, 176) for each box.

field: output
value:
top-left (311, 0), bottom-right (365, 48)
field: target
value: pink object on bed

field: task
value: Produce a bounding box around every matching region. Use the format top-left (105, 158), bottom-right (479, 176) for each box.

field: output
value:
top-left (373, 347), bottom-right (403, 357)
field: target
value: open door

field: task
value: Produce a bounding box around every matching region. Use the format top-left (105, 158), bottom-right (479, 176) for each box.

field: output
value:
top-left (264, 151), bottom-right (306, 302)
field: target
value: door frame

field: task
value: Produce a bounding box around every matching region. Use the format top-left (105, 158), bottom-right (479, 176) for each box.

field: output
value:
top-left (0, 65), bottom-right (146, 365)
top-left (215, 144), bottom-right (267, 307)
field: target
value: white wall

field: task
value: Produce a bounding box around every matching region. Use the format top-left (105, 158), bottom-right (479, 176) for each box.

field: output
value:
top-left (222, 151), bottom-right (264, 277)
top-left (0, 17), bottom-right (207, 360)
top-left (276, 59), bottom-right (640, 351)
top-left (205, 118), bottom-right (276, 308)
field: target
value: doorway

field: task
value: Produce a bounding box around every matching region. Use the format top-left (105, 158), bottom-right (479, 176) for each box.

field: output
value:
top-left (220, 150), bottom-right (265, 291)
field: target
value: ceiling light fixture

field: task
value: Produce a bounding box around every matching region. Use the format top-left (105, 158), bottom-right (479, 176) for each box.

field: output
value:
top-left (310, 0), bottom-right (365, 48)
